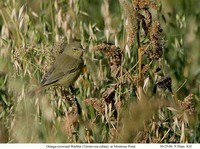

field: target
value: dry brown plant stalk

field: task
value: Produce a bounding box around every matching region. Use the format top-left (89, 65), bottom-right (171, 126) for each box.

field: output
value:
top-left (119, 0), bottom-right (137, 45)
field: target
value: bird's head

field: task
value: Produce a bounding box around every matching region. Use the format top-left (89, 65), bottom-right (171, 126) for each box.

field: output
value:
top-left (64, 41), bottom-right (84, 58)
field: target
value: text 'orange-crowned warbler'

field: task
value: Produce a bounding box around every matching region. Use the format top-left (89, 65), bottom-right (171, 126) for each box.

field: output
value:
top-left (40, 41), bottom-right (84, 89)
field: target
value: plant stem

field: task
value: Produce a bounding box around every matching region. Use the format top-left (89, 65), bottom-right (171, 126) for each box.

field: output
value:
top-left (135, 6), bottom-right (144, 101)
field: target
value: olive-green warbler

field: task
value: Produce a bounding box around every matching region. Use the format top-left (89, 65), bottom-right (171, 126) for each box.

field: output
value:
top-left (40, 41), bottom-right (84, 88)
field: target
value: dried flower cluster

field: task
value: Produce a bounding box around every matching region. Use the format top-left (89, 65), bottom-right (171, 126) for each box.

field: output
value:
top-left (119, 0), bottom-right (158, 46)
top-left (119, 0), bottom-right (137, 45)
top-left (83, 98), bottom-right (105, 114)
top-left (94, 43), bottom-right (122, 78)
top-left (83, 85), bottom-right (118, 117)
top-left (103, 87), bottom-right (116, 105)
top-left (156, 76), bottom-right (172, 93)
top-left (141, 64), bottom-right (150, 76)
top-left (178, 94), bottom-right (195, 115)
top-left (133, 0), bottom-right (158, 10)
top-left (148, 21), bottom-right (163, 60)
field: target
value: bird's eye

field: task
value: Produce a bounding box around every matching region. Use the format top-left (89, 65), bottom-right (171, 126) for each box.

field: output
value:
top-left (73, 48), bottom-right (78, 51)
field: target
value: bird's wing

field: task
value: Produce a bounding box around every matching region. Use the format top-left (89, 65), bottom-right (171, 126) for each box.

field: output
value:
top-left (41, 54), bottom-right (81, 86)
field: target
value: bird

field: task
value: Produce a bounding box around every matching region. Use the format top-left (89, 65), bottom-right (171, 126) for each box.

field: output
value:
top-left (40, 41), bottom-right (84, 88)
top-left (29, 41), bottom-right (84, 96)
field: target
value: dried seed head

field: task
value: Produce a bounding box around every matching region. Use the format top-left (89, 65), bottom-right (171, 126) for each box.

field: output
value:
top-left (156, 76), bottom-right (172, 93)
top-left (150, 21), bottom-right (162, 45)
top-left (145, 46), bottom-right (162, 60)
top-left (178, 94), bottom-right (195, 115)
top-left (134, 0), bottom-right (158, 10)
top-left (83, 98), bottom-right (105, 114)
top-left (83, 86), bottom-right (118, 117)
top-left (145, 21), bottom-right (164, 60)
top-left (94, 43), bottom-right (122, 78)
top-left (138, 9), bottom-right (152, 37)
top-left (144, 9), bottom-right (152, 29)
top-left (154, 67), bottom-right (161, 73)
top-left (119, 0), bottom-right (137, 45)
top-left (141, 64), bottom-right (149, 75)
top-left (153, 43), bottom-right (163, 60)
top-left (102, 87), bottom-right (115, 105)
top-left (102, 86), bottom-right (118, 118)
